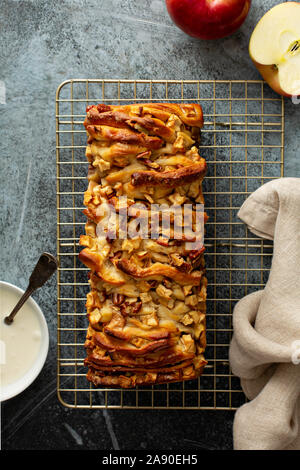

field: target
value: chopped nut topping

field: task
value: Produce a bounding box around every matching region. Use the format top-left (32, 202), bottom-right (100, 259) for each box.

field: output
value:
top-left (156, 284), bottom-right (173, 300)
top-left (181, 314), bottom-right (194, 326)
top-left (181, 334), bottom-right (195, 353)
top-left (183, 285), bottom-right (193, 296)
top-left (173, 131), bottom-right (195, 152)
top-left (132, 301), bottom-right (142, 314)
top-left (120, 303), bottom-right (132, 316)
top-left (185, 295), bottom-right (199, 307)
top-left (170, 253), bottom-right (184, 267)
top-left (169, 254), bottom-right (191, 273)
top-left (122, 238), bottom-right (141, 253)
top-left (93, 157), bottom-right (111, 173)
top-left (112, 293), bottom-right (125, 305)
top-left (144, 313), bottom-right (159, 327)
top-left (102, 186), bottom-right (115, 198)
top-left (84, 190), bottom-right (92, 205)
top-left (189, 311), bottom-right (201, 324)
top-left (168, 192), bottom-right (186, 206)
top-left (140, 292), bottom-right (152, 303)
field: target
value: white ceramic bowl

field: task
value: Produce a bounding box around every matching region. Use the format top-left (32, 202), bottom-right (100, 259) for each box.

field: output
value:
top-left (0, 281), bottom-right (49, 402)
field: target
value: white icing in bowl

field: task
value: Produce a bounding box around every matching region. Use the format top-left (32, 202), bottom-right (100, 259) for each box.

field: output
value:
top-left (0, 281), bottom-right (49, 401)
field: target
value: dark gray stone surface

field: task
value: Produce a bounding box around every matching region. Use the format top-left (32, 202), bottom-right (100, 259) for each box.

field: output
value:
top-left (1, 0), bottom-right (299, 451)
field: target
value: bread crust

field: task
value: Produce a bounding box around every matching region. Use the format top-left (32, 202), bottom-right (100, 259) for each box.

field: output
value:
top-left (131, 161), bottom-right (206, 188)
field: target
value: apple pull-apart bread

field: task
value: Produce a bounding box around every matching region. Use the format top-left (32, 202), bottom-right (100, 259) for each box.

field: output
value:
top-left (79, 103), bottom-right (208, 388)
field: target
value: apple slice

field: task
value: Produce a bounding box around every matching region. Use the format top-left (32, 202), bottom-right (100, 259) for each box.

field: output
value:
top-left (249, 2), bottom-right (300, 97)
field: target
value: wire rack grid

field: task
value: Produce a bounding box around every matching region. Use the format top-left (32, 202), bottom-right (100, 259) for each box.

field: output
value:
top-left (56, 79), bottom-right (284, 409)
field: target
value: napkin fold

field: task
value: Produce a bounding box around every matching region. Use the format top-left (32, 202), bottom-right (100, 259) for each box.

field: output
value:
top-left (229, 178), bottom-right (300, 450)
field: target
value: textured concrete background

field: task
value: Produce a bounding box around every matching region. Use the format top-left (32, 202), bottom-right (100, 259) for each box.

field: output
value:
top-left (1, 0), bottom-right (299, 450)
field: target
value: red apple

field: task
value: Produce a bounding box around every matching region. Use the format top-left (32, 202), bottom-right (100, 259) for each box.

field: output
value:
top-left (165, 0), bottom-right (251, 40)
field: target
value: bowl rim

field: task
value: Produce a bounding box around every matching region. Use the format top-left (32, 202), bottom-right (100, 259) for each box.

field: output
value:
top-left (0, 280), bottom-right (49, 402)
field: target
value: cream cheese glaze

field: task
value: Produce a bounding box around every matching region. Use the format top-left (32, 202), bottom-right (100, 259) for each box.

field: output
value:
top-left (0, 283), bottom-right (42, 387)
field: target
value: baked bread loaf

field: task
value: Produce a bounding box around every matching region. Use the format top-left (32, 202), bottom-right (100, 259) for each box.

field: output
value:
top-left (79, 102), bottom-right (207, 388)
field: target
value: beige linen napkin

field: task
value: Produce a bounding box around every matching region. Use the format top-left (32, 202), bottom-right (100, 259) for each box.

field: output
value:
top-left (229, 178), bottom-right (300, 450)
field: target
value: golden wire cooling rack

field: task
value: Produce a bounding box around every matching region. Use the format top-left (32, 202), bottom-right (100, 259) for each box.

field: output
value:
top-left (56, 79), bottom-right (284, 409)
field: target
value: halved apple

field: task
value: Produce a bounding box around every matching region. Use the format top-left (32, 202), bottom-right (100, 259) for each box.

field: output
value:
top-left (249, 2), bottom-right (300, 97)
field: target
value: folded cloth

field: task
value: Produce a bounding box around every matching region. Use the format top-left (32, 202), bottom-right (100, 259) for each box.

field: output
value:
top-left (229, 178), bottom-right (300, 450)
